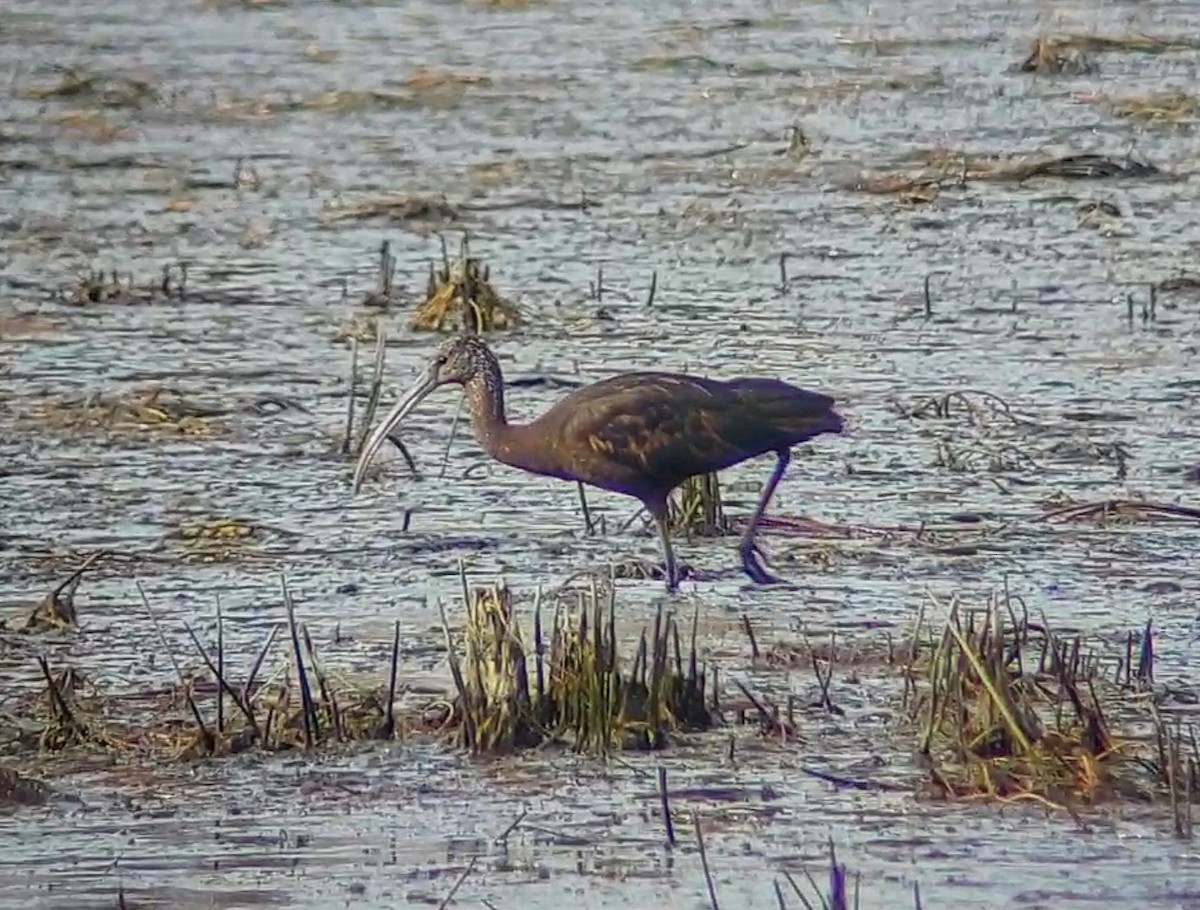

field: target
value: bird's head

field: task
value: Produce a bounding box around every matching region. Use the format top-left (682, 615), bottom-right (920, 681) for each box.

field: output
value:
top-left (350, 334), bottom-right (494, 495)
top-left (428, 333), bottom-right (491, 386)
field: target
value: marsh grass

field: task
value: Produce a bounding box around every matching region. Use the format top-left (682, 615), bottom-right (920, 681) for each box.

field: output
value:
top-left (410, 235), bottom-right (521, 332)
top-left (20, 553), bottom-right (104, 632)
top-left (438, 575), bottom-right (713, 755)
top-left (668, 473), bottom-right (729, 537)
top-left (903, 592), bottom-right (1197, 830)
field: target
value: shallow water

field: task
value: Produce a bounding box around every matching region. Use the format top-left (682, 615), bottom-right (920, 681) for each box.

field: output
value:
top-left (3, 0), bottom-right (1200, 906)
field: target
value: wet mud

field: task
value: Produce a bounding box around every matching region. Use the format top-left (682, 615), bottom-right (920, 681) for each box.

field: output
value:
top-left (3, 0), bottom-right (1200, 907)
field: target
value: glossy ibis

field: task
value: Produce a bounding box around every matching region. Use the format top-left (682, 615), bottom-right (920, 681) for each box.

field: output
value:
top-left (351, 335), bottom-right (844, 591)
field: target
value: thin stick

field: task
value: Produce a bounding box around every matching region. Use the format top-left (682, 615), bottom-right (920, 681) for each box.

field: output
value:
top-left (382, 618), bottom-right (401, 738)
top-left (356, 325), bottom-right (388, 454)
top-left (281, 575), bottom-right (319, 748)
top-left (243, 623), bottom-right (280, 710)
top-left (436, 855), bottom-right (478, 910)
top-left (215, 595), bottom-right (225, 734)
top-left (658, 766), bottom-right (676, 847)
top-left (136, 581), bottom-right (209, 737)
top-left (577, 481), bottom-right (596, 535)
top-left (341, 336), bottom-right (359, 455)
top-left (439, 392), bottom-right (467, 478)
top-left (182, 622), bottom-right (260, 735)
top-left (693, 811), bottom-right (720, 910)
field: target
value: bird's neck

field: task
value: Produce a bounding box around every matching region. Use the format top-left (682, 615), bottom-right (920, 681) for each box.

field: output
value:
top-left (464, 374), bottom-right (559, 477)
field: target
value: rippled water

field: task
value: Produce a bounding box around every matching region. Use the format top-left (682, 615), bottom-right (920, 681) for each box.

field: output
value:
top-left (3, 0), bottom-right (1200, 906)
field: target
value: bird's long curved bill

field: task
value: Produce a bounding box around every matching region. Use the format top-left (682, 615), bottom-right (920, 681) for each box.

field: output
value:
top-left (350, 364), bottom-right (439, 495)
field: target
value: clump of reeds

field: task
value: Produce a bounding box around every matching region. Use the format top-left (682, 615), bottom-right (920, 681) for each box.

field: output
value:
top-left (1017, 37), bottom-right (1098, 75)
top-left (64, 265), bottom-right (189, 306)
top-left (438, 576), bottom-right (713, 755)
top-left (21, 553), bottom-right (104, 632)
top-left (11, 578), bottom-right (405, 762)
top-left (410, 235), bottom-right (520, 332)
top-left (338, 324), bottom-right (418, 473)
top-left (903, 594), bottom-right (1197, 831)
top-left (667, 473), bottom-right (728, 537)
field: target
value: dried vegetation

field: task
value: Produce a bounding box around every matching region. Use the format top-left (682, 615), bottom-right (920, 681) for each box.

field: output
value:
top-left (410, 235), bottom-right (521, 332)
top-left (851, 150), bottom-right (1163, 201)
top-left (435, 578), bottom-right (713, 754)
top-left (903, 592), bottom-right (1196, 835)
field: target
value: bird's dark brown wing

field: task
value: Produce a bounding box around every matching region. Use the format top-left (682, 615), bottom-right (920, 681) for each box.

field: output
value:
top-left (543, 371), bottom-right (840, 497)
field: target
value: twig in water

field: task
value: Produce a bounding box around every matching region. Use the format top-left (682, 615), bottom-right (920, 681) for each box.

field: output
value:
top-left (494, 809), bottom-right (527, 845)
top-left (281, 575), bottom-right (319, 748)
top-left (341, 336), bottom-right (359, 455)
top-left (658, 765), bottom-right (677, 847)
top-left (379, 619), bottom-right (401, 739)
top-left (439, 392), bottom-right (467, 478)
top-left (215, 595), bottom-right (225, 733)
top-left (243, 623), bottom-right (280, 712)
top-left (356, 325), bottom-right (388, 454)
top-left (646, 269), bottom-right (658, 307)
top-left (182, 621), bottom-right (260, 737)
top-left (136, 581), bottom-right (211, 745)
top-left (693, 811), bottom-right (721, 910)
top-left (741, 614), bottom-right (761, 660)
top-left (436, 855), bottom-right (478, 910)
top-left (578, 481), bottom-right (596, 536)
top-left (810, 632), bottom-right (840, 714)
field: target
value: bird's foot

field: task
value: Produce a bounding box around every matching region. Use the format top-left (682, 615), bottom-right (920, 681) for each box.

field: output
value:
top-left (739, 540), bottom-right (787, 586)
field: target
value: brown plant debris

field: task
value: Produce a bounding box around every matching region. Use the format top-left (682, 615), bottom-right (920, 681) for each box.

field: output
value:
top-left (434, 578), bottom-right (713, 754)
top-left (906, 595), bottom-right (1196, 826)
top-left (1036, 495), bottom-right (1200, 526)
top-left (23, 552), bottom-right (105, 633)
top-left (21, 66), bottom-right (159, 108)
top-left (852, 151), bottom-right (1162, 198)
top-left (29, 387), bottom-right (222, 437)
top-left (1017, 37), bottom-right (1098, 75)
top-left (1111, 91), bottom-right (1200, 123)
top-left (319, 194), bottom-right (461, 227)
top-left (899, 389), bottom-right (1038, 426)
top-left (410, 236), bottom-right (521, 332)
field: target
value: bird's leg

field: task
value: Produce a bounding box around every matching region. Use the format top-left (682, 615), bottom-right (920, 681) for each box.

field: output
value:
top-left (653, 510), bottom-right (680, 593)
top-left (739, 449), bottom-right (790, 586)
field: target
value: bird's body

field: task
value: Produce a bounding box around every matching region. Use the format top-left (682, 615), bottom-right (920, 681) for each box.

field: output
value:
top-left (352, 336), bottom-right (845, 591)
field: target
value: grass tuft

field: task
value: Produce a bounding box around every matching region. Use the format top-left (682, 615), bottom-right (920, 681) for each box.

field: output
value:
top-left (410, 235), bottom-right (521, 332)
top-left (438, 575), bottom-right (713, 755)
top-left (904, 594), bottom-right (1197, 829)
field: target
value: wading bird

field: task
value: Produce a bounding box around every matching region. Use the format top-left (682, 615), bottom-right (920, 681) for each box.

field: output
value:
top-left (351, 335), bottom-right (845, 592)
